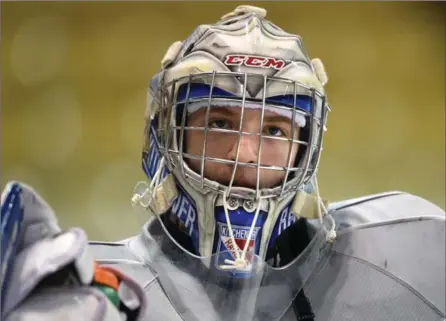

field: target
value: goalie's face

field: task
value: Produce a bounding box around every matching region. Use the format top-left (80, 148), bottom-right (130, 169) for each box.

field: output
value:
top-left (185, 105), bottom-right (301, 190)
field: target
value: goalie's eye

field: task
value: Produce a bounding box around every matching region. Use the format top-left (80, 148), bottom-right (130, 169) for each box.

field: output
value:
top-left (209, 119), bottom-right (232, 130)
top-left (264, 126), bottom-right (285, 137)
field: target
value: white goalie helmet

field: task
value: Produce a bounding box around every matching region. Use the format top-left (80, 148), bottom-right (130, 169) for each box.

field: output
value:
top-left (133, 5), bottom-right (333, 270)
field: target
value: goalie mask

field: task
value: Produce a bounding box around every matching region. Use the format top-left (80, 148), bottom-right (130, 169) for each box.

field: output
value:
top-left (133, 6), bottom-right (332, 277)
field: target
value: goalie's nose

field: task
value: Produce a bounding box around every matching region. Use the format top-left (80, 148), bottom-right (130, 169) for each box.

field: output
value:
top-left (227, 132), bottom-right (260, 165)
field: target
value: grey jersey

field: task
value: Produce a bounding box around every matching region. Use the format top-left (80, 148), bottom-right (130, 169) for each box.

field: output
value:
top-left (89, 191), bottom-right (446, 321)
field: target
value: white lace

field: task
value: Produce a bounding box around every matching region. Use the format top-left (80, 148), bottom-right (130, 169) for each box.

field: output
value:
top-left (131, 157), bottom-right (165, 209)
top-left (217, 191), bottom-right (262, 271)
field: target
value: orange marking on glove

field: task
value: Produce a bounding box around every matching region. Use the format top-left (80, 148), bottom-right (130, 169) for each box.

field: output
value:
top-left (93, 262), bottom-right (119, 291)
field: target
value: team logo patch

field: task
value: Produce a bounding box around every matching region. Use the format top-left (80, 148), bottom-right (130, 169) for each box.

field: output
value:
top-left (215, 222), bottom-right (261, 275)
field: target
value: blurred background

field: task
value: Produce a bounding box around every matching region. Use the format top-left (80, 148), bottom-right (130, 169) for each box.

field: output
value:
top-left (1, 2), bottom-right (445, 240)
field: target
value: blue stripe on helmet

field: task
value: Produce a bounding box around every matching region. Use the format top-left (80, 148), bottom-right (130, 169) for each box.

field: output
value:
top-left (176, 83), bottom-right (313, 113)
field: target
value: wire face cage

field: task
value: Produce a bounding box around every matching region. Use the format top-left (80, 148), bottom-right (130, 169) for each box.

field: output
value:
top-left (149, 71), bottom-right (330, 201)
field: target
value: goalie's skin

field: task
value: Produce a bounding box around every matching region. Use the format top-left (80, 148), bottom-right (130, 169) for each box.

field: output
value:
top-left (185, 106), bottom-right (301, 189)
top-left (1, 5), bottom-right (445, 321)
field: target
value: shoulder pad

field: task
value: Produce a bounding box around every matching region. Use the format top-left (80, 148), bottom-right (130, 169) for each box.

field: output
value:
top-left (328, 191), bottom-right (445, 229)
top-left (318, 216), bottom-right (446, 318)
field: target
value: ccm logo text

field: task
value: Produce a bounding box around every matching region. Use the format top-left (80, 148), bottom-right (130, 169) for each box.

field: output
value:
top-left (224, 55), bottom-right (286, 70)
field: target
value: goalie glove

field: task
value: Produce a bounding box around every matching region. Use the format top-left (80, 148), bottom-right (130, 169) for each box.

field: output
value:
top-left (1, 181), bottom-right (147, 321)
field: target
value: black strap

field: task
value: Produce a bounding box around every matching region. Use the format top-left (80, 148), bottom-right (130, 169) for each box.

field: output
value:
top-left (266, 218), bottom-right (315, 321)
